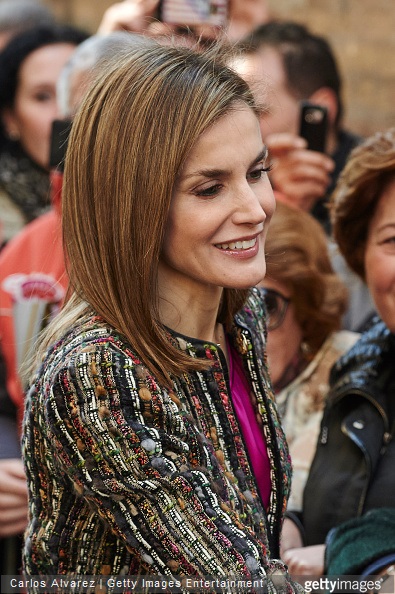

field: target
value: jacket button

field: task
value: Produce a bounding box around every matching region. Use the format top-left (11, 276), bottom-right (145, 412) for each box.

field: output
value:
top-left (353, 420), bottom-right (364, 429)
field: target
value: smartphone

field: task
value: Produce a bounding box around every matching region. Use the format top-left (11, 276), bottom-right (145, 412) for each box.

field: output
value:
top-left (159, 0), bottom-right (228, 27)
top-left (49, 119), bottom-right (73, 171)
top-left (299, 101), bottom-right (328, 153)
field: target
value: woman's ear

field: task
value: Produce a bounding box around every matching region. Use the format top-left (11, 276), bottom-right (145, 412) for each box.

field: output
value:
top-left (2, 107), bottom-right (20, 141)
top-left (308, 87), bottom-right (339, 128)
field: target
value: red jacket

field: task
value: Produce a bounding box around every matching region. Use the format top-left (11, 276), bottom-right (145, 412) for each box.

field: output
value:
top-left (0, 173), bottom-right (66, 428)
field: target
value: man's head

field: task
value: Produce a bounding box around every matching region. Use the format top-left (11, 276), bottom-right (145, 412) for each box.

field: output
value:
top-left (234, 21), bottom-right (343, 140)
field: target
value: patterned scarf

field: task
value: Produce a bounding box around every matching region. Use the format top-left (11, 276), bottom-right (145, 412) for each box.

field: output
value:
top-left (0, 139), bottom-right (50, 223)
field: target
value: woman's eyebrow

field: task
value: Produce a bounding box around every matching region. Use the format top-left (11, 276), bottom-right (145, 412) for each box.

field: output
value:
top-left (251, 147), bottom-right (269, 167)
top-left (181, 146), bottom-right (268, 181)
top-left (376, 222), bottom-right (395, 233)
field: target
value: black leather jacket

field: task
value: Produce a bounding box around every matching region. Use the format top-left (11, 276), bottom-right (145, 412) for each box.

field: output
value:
top-left (302, 319), bottom-right (395, 545)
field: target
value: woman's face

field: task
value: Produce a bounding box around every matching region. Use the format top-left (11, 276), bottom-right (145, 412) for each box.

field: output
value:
top-left (259, 277), bottom-right (303, 386)
top-left (365, 178), bottom-right (395, 333)
top-left (160, 106), bottom-right (276, 300)
top-left (3, 43), bottom-right (77, 170)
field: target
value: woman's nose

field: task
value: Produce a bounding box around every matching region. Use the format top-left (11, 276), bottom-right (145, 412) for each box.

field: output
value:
top-left (232, 180), bottom-right (274, 226)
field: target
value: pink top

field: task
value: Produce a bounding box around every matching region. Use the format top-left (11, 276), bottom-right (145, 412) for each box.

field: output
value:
top-left (227, 342), bottom-right (272, 510)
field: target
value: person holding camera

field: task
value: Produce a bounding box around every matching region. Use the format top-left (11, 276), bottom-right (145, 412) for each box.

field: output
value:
top-left (234, 20), bottom-right (360, 232)
top-left (233, 21), bottom-right (375, 333)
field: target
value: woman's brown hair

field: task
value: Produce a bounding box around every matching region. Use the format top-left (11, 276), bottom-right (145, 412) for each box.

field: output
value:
top-left (265, 201), bottom-right (347, 354)
top-left (330, 127), bottom-right (395, 281)
top-left (58, 41), bottom-right (260, 384)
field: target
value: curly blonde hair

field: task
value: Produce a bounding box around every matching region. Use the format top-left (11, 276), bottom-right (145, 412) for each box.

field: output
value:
top-left (265, 201), bottom-right (347, 354)
top-left (330, 127), bottom-right (395, 280)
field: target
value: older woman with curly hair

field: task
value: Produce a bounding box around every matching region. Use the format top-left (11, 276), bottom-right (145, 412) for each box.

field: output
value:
top-left (259, 201), bottom-right (359, 513)
top-left (281, 128), bottom-right (395, 580)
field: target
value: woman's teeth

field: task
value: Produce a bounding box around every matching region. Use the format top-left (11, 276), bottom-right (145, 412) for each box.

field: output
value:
top-left (217, 238), bottom-right (256, 250)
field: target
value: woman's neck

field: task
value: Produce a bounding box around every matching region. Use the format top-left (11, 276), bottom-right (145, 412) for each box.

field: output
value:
top-left (158, 270), bottom-right (223, 343)
top-left (159, 291), bottom-right (222, 343)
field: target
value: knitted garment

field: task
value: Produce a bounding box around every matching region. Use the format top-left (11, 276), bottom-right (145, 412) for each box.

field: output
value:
top-left (325, 508), bottom-right (395, 575)
top-left (22, 291), bottom-right (296, 592)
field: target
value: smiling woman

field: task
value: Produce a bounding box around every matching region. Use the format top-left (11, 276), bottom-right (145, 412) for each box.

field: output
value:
top-left (22, 40), bottom-right (302, 591)
top-left (160, 107), bottom-right (275, 318)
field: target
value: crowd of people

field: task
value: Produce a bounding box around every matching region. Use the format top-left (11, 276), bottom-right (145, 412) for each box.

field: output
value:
top-left (0, 0), bottom-right (394, 592)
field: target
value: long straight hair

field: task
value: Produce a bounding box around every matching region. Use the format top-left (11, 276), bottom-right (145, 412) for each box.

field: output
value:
top-left (46, 42), bottom-right (261, 384)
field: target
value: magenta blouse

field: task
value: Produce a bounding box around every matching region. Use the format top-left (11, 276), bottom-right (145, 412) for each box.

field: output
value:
top-left (227, 341), bottom-right (272, 510)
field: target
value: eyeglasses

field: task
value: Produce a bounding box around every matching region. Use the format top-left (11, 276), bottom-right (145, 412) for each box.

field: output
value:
top-left (258, 287), bottom-right (290, 331)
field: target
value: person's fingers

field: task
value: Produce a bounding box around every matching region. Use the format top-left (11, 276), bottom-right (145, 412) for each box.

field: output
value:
top-left (267, 138), bottom-right (335, 175)
top-left (0, 515), bottom-right (28, 538)
top-left (0, 461), bottom-right (28, 497)
top-left (275, 186), bottom-right (324, 212)
top-left (266, 133), bottom-right (307, 154)
top-left (282, 545), bottom-right (325, 577)
top-left (97, 0), bottom-right (159, 34)
top-left (0, 460), bottom-right (26, 479)
top-left (0, 497), bottom-right (28, 540)
top-left (275, 163), bottom-right (331, 186)
top-left (283, 148), bottom-right (334, 171)
top-left (0, 491), bottom-right (27, 510)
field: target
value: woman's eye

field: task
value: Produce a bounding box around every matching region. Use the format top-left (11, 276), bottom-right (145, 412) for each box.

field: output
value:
top-left (195, 184), bottom-right (222, 197)
top-left (34, 91), bottom-right (53, 102)
top-left (248, 164), bottom-right (272, 182)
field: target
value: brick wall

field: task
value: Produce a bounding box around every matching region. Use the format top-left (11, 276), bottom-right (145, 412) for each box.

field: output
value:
top-left (42, 0), bottom-right (394, 138)
top-left (266, 0), bottom-right (395, 137)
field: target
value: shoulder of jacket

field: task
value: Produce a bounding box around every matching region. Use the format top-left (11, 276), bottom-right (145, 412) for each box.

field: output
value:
top-left (38, 318), bottom-right (143, 383)
top-left (329, 320), bottom-right (390, 383)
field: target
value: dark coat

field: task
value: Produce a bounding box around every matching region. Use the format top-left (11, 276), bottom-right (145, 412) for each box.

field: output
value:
top-left (303, 319), bottom-right (395, 546)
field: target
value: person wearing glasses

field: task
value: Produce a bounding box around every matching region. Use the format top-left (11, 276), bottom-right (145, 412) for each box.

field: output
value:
top-left (258, 201), bottom-right (359, 514)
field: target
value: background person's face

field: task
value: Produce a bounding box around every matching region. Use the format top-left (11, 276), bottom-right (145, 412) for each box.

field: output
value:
top-left (364, 178), bottom-right (395, 333)
top-left (259, 277), bottom-right (303, 386)
top-left (234, 47), bottom-right (301, 140)
top-left (3, 42), bottom-right (77, 169)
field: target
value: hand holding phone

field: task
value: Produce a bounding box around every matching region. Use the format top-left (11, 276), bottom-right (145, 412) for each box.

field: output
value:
top-left (299, 101), bottom-right (328, 153)
top-left (97, 0), bottom-right (159, 34)
top-left (159, 0), bottom-right (228, 27)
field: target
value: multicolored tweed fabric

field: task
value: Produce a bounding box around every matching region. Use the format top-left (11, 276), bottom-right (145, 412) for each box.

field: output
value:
top-left (22, 290), bottom-right (295, 592)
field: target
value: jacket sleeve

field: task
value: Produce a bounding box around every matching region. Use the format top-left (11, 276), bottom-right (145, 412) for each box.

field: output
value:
top-left (43, 343), bottom-right (298, 590)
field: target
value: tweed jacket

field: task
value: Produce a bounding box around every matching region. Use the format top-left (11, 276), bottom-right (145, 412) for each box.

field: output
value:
top-left (22, 290), bottom-right (296, 591)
